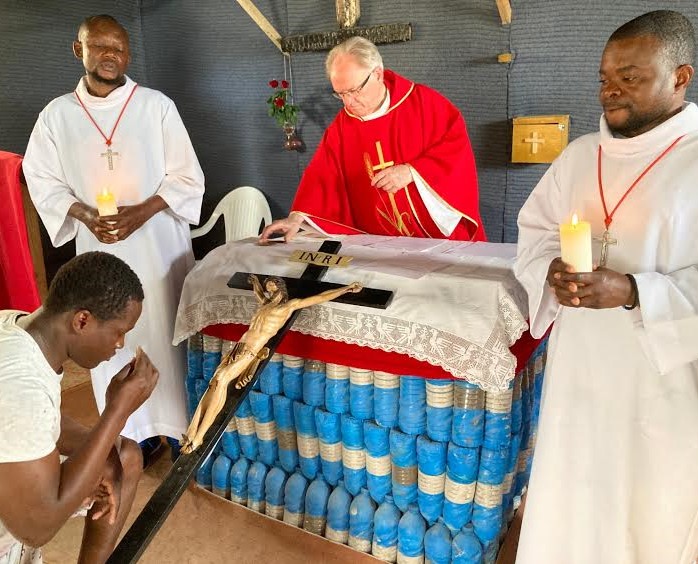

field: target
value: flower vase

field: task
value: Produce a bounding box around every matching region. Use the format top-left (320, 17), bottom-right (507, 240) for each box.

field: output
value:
top-left (283, 122), bottom-right (303, 151)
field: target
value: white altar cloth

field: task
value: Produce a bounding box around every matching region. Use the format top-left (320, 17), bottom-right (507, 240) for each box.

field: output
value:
top-left (173, 236), bottom-right (528, 392)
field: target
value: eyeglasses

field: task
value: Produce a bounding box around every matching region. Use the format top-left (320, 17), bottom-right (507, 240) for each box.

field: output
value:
top-left (331, 69), bottom-right (375, 100)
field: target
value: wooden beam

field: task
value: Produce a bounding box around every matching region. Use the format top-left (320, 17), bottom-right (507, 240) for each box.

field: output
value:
top-left (20, 180), bottom-right (47, 301)
top-left (281, 23), bottom-right (412, 53)
top-left (236, 0), bottom-right (285, 53)
top-left (496, 493), bottom-right (526, 563)
top-left (496, 0), bottom-right (512, 25)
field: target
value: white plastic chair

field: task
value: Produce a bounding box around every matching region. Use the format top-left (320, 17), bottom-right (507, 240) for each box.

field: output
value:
top-left (191, 186), bottom-right (272, 242)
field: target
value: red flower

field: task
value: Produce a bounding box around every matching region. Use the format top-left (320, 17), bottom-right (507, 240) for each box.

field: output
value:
top-left (269, 80), bottom-right (279, 88)
top-left (274, 97), bottom-right (285, 108)
top-left (281, 80), bottom-right (289, 89)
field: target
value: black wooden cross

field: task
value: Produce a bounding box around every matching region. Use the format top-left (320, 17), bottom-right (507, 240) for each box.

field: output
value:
top-left (107, 240), bottom-right (392, 563)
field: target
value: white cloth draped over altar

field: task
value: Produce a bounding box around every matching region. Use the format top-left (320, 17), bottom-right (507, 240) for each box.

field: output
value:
top-left (173, 235), bottom-right (528, 392)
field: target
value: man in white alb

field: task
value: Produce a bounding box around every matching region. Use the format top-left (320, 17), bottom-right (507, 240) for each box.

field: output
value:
top-left (23, 15), bottom-right (205, 458)
top-left (514, 10), bottom-right (698, 564)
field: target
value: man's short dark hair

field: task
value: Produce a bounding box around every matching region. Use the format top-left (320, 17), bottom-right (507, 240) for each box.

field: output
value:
top-left (77, 14), bottom-right (127, 41)
top-left (44, 252), bottom-right (143, 321)
top-left (610, 10), bottom-right (695, 67)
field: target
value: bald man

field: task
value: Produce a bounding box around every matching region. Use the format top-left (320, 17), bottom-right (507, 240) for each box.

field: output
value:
top-left (23, 15), bottom-right (205, 457)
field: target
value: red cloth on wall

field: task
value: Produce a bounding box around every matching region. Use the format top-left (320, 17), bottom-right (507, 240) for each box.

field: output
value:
top-left (201, 323), bottom-right (542, 381)
top-left (0, 151), bottom-right (41, 311)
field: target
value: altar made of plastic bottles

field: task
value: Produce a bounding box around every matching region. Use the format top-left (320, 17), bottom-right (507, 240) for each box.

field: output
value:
top-left (186, 333), bottom-right (547, 564)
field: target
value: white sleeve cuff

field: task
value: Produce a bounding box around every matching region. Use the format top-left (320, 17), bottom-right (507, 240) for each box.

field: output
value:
top-left (409, 166), bottom-right (460, 236)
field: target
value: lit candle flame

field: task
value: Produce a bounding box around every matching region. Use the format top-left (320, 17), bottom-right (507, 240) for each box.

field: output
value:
top-left (571, 213), bottom-right (579, 226)
top-left (101, 187), bottom-right (111, 197)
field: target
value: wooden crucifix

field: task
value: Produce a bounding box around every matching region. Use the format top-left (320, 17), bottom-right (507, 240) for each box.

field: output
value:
top-left (107, 240), bottom-right (393, 563)
top-left (237, 0), bottom-right (411, 54)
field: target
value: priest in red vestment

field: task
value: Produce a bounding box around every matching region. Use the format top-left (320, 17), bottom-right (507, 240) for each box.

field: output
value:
top-left (260, 37), bottom-right (486, 243)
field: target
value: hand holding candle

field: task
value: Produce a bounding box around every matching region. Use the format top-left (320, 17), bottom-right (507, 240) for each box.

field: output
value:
top-left (96, 188), bottom-right (119, 235)
top-left (559, 213), bottom-right (592, 272)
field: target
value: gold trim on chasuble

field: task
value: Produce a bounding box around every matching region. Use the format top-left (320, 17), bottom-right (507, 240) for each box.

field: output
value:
top-left (343, 82), bottom-right (416, 121)
top-left (363, 141), bottom-right (415, 236)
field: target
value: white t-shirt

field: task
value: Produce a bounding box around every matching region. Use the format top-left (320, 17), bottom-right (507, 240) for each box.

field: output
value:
top-left (0, 311), bottom-right (62, 560)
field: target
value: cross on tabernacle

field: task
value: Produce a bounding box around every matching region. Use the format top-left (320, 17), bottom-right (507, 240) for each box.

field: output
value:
top-left (594, 230), bottom-right (617, 267)
top-left (523, 131), bottom-right (546, 154)
top-left (100, 147), bottom-right (119, 171)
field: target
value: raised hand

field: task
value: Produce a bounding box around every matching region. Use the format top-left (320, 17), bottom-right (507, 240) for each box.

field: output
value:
top-left (105, 348), bottom-right (159, 418)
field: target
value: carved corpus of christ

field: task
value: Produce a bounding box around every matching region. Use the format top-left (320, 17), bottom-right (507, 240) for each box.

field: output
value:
top-left (180, 274), bottom-right (363, 453)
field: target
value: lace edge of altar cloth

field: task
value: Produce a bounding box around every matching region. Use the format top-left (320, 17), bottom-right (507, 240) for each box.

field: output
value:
top-left (173, 291), bottom-right (529, 393)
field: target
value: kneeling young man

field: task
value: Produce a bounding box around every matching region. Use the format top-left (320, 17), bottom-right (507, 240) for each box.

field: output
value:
top-left (0, 251), bottom-right (159, 564)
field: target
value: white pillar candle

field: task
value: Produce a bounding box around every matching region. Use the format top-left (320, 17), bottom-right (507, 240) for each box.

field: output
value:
top-left (96, 188), bottom-right (118, 234)
top-left (96, 188), bottom-right (118, 216)
top-left (559, 213), bottom-right (592, 272)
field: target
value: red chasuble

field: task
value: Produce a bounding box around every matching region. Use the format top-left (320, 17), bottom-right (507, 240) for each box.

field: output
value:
top-left (292, 69), bottom-right (486, 241)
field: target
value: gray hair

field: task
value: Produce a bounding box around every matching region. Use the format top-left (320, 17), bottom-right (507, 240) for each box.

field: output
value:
top-left (609, 10), bottom-right (695, 67)
top-left (325, 37), bottom-right (384, 78)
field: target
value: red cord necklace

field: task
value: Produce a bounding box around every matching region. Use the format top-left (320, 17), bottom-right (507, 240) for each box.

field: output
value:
top-left (75, 83), bottom-right (138, 170)
top-left (595, 134), bottom-right (684, 265)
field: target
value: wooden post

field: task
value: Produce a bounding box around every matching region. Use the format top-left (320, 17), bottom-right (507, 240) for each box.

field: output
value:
top-left (495, 0), bottom-right (512, 25)
top-left (336, 0), bottom-right (360, 28)
top-left (236, 0), bottom-right (285, 53)
top-left (20, 181), bottom-right (47, 301)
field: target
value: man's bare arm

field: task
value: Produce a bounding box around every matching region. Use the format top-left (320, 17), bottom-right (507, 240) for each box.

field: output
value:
top-left (57, 415), bottom-right (91, 456)
top-left (0, 351), bottom-right (157, 547)
top-left (0, 411), bottom-right (128, 546)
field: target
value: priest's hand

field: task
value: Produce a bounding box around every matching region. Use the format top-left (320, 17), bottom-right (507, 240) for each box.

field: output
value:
top-left (68, 202), bottom-right (118, 244)
top-left (259, 212), bottom-right (304, 243)
top-left (371, 164), bottom-right (413, 194)
top-left (548, 257), bottom-right (636, 309)
top-left (101, 196), bottom-right (168, 241)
